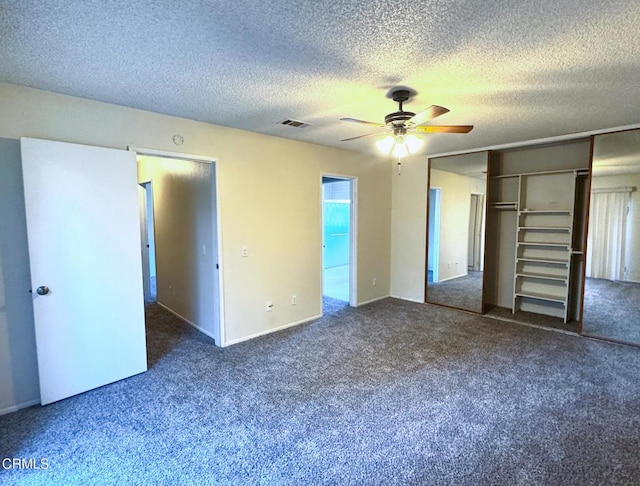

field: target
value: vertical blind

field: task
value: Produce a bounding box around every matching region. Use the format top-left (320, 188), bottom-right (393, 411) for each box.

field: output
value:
top-left (586, 187), bottom-right (633, 280)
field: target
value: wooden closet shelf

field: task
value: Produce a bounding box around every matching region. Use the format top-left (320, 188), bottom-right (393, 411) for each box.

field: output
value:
top-left (518, 226), bottom-right (571, 232)
top-left (515, 291), bottom-right (567, 304)
top-left (519, 209), bottom-right (572, 215)
top-left (516, 272), bottom-right (568, 282)
top-left (517, 257), bottom-right (569, 265)
top-left (517, 242), bottom-right (571, 249)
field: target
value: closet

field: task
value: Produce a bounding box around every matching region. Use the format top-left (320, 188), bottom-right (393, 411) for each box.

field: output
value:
top-left (427, 130), bottom-right (640, 345)
top-left (427, 138), bottom-right (591, 332)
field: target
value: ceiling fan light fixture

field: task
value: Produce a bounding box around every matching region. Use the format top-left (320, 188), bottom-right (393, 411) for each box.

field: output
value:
top-left (405, 134), bottom-right (424, 154)
top-left (376, 135), bottom-right (395, 154)
top-left (392, 137), bottom-right (410, 159)
top-left (378, 132), bottom-right (423, 159)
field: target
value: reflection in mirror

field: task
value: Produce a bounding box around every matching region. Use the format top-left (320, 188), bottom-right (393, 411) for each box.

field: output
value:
top-left (427, 152), bottom-right (488, 313)
top-left (583, 129), bottom-right (640, 345)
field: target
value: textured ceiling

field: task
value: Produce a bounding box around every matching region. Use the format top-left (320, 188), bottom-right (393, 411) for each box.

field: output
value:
top-left (1, 0), bottom-right (639, 157)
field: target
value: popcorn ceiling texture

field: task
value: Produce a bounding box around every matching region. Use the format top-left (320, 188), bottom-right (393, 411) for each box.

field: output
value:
top-left (0, 0), bottom-right (639, 156)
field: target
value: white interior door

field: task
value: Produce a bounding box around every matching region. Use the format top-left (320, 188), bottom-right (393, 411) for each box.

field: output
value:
top-left (21, 137), bottom-right (147, 405)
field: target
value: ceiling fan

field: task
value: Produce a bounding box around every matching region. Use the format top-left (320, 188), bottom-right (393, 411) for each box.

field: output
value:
top-left (340, 89), bottom-right (473, 158)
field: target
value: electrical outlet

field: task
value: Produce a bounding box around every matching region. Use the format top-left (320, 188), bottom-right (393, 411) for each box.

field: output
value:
top-left (372, 277), bottom-right (377, 287)
top-left (241, 246), bottom-right (248, 257)
top-left (266, 301), bottom-right (273, 312)
top-left (291, 295), bottom-right (297, 305)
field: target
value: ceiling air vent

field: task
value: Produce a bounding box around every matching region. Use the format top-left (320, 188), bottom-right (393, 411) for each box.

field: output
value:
top-left (279, 119), bottom-right (309, 128)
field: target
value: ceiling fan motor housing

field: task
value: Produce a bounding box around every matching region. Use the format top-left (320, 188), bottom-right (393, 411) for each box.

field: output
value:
top-left (385, 111), bottom-right (415, 126)
top-left (385, 89), bottom-right (415, 126)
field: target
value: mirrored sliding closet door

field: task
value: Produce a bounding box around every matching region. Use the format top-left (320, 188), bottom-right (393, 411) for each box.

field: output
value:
top-left (426, 152), bottom-right (489, 313)
top-left (582, 129), bottom-right (640, 345)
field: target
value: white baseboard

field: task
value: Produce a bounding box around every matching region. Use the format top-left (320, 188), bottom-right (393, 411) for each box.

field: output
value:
top-left (0, 399), bottom-right (40, 416)
top-left (156, 301), bottom-right (218, 343)
top-left (224, 314), bottom-right (322, 347)
top-left (438, 273), bottom-right (467, 283)
top-left (357, 294), bottom-right (390, 306)
top-left (390, 295), bottom-right (425, 304)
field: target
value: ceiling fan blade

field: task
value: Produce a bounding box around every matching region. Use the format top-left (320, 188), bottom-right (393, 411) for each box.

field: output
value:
top-left (408, 105), bottom-right (450, 126)
top-left (413, 125), bottom-right (474, 134)
top-left (340, 117), bottom-right (383, 126)
top-left (341, 132), bottom-right (384, 142)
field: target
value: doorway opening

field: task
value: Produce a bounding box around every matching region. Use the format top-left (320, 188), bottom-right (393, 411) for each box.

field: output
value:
top-left (139, 181), bottom-right (157, 304)
top-left (134, 150), bottom-right (223, 346)
top-left (322, 176), bottom-right (356, 313)
top-left (428, 187), bottom-right (442, 283)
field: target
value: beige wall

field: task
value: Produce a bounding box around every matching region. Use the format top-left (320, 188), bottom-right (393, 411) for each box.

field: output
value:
top-left (0, 82), bottom-right (391, 411)
top-left (390, 156), bottom-right (428, 302)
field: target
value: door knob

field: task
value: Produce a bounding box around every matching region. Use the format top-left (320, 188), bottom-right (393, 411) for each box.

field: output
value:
top-left (36, 286), bottom-right (50, 295)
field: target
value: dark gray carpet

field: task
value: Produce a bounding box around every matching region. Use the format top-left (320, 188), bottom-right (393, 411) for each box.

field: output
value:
top-left (426, 271), bottom-right (483, 313)
top-left (582, 277), bottom-right (640, 345)
top-left (323, 295), bottom-right (350, 315)
top-left (2, 299), bottom-right (640, 485)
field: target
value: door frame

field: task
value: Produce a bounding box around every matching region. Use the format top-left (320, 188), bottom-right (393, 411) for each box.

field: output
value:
top-left (138, 183), bottom-right (151, 302)
top-left (138, 180), bottom-right (157, 303)
top-left (428, 187), bottom-right (442, 283)
top-left (129, 147), bottom-right (226, 346)
top-left (320, 173), bottom-right (358, 311)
